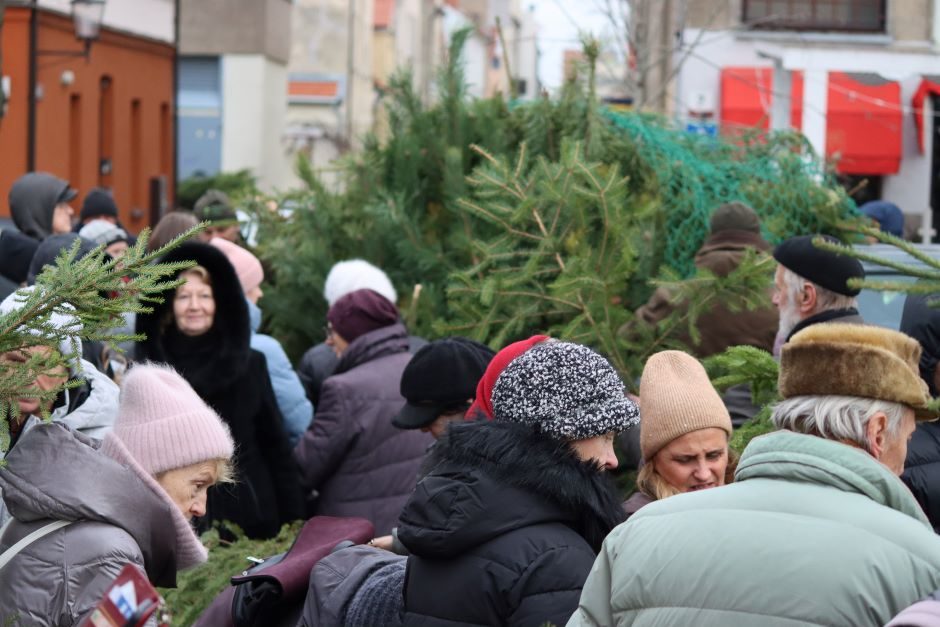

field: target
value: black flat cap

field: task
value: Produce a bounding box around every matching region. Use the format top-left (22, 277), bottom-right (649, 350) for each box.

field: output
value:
top-left (773, 234), bottom-right (864, 296)
top-left (393, 337), bottom-right (495, 429)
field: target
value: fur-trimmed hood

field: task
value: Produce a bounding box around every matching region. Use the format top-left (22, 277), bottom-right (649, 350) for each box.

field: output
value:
top-left (398, 420), bottom-right (626, 556)
top-left (135, 242), bottom-right (250, 397)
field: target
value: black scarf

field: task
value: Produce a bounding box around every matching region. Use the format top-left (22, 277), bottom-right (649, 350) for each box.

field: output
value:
top-left (786, 307), bottom-right (860, 341)
top-left (162, 327), bottom-right (248, 399)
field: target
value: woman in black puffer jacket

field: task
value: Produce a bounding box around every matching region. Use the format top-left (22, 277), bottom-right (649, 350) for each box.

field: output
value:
top-left (396, 341), bottom-right (640, 627)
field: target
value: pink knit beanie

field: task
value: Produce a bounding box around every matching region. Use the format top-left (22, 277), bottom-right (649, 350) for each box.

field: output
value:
top-left (101, 363), bottom-right (235, 476)
top-left (210, 237), bottom-right (264, 295)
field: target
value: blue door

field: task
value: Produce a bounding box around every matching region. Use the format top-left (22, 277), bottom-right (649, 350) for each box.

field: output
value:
top-left (177, 57), bottom-right (222, 180)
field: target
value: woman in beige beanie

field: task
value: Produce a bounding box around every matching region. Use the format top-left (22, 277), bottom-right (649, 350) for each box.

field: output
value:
top-left (624, 350), bottom-right (734, 517)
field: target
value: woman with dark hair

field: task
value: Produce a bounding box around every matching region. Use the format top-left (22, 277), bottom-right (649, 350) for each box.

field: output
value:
top-left (146, 211), bottom-right (200, 253)
top-left (135, 241), bottom-right (303, 539)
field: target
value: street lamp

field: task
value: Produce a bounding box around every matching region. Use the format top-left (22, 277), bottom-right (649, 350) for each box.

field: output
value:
top-left (71, 0), bottom-right (106, 48)
top-left (37, 0), bottom-right (107, 59)
top-left (26, 0), bottom-right (107, 169)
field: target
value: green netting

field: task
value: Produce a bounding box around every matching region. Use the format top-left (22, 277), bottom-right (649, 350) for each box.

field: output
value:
top-left (604, 111), bottom-right (859, 276)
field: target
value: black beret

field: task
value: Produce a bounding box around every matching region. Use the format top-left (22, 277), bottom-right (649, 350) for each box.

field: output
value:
top-left (773, 234), bottom-right (864, 297)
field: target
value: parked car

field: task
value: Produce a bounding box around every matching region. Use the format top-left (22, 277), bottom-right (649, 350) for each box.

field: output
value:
top-left (856, 243), bottom-right (940, 330)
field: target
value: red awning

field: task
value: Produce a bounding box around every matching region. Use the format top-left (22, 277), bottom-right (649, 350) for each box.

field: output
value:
top-left (720, 67), bottom-right (772, 130)
top-left (826, 72), bottom-right (902, 175)
top-left (719, 67), bottom-right (901, 174)
top-left (719, 67), bottom-right (804, 133)
top-left (912, 75), bottom-right (940, 154)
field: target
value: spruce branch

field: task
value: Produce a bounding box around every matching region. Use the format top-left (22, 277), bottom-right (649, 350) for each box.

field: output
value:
top-left (0, 225), bottom-right (204, 454)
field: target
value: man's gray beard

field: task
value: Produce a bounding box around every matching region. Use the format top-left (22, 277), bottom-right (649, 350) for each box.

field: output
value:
top-left (777, 302), bottom-right (802, 340)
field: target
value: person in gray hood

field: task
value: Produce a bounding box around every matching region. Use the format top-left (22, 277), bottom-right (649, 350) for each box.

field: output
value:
top-left (0, 364), bottom-right (235, 625)
top-left (9, 172), bottom-right (77, 241)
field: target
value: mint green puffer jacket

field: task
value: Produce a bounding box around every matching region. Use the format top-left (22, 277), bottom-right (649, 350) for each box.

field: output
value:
top-left (569, 430), bottom-right (940, 627)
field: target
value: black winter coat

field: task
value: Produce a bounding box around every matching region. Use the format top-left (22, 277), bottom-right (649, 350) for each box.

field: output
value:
top-left (901, 293), bottom-right (940, 531)
top-left (397, 420), bottom-right (626, 627)
top-left (903, 422), bottom-right (940, 533)
top-left (136, 242), bottom-right (304, 539)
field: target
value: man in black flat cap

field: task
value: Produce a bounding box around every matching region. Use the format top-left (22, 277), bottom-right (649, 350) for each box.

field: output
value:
top-left (392, 337), bottom-right (495, 439)
top-left (771, 234), bottom-right (865, 355)
top-left (371, 337), bottom-right (495, 554)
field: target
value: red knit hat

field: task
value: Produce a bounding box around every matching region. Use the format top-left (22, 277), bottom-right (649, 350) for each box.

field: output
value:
top-left (466, 335), bottom-right (550, 419)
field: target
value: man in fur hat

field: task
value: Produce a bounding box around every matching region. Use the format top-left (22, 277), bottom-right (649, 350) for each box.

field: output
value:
top-left (570, 324), bottom-right (940, 627)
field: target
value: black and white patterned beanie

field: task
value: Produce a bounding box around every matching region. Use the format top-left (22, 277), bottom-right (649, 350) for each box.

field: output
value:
top-left (491, 341), bottom-right (640, 440)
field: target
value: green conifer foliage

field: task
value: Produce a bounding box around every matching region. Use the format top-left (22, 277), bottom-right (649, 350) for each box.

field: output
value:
top-left (0, 229), bottom-right (200, 454)
top-left (253, 34), bottom-right (861, 372)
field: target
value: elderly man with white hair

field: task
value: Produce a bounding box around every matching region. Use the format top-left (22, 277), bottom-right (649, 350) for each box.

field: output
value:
top-left (771, 233), bottom-right (865, 355)
top-left (569, 323), bottom-right (940, 627)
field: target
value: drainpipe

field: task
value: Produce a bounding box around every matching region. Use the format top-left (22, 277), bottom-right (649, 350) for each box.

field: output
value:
top-left (345, 0), bottom-right (355, 142)
top-left (172, 0), bottom-right (180, 205)
top-left (27, 0), bottom-right (38, 171)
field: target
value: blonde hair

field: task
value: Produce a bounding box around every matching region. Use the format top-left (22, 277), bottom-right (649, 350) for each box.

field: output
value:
top-left (214, 457), bottom-right (235, 484)
top-left (179, 265), bottom-right (212, 286)
top-left (635, 447), bottom-right (739, 501)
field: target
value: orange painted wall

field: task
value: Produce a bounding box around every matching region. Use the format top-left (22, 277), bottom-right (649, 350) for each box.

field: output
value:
top-left (0, 7), bottom-right (174, 233)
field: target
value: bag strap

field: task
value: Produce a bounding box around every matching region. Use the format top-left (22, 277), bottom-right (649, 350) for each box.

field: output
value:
top-left (0, 519), bottom-right (73, 571)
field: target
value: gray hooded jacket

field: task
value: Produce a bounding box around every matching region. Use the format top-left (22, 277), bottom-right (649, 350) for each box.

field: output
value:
top-left (0, 423), bottom-right (206, 626)
top-left (0, 359), bottom-right (119, 527)
top-left (9, 172), bottom-right (72, 241)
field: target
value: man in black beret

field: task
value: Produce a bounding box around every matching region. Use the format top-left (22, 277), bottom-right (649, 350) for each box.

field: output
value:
top-left (771, 234), bottom-right (865, 355)
top-left (392, 337), bottom-right (495, 439)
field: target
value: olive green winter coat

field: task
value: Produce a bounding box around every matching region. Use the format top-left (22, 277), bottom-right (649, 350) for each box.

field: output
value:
top-left (568, 430), bottom-right (940, 627)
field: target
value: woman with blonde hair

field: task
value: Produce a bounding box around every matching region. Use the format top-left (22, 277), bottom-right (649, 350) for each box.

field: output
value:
top-left (625, 350), bottom-right (735, 516)
top-left (136, 242), bottom-right (303, 539)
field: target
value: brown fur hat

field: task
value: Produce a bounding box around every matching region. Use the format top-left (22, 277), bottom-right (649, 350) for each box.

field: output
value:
top-left (780, 323), bottom-right (936, 419)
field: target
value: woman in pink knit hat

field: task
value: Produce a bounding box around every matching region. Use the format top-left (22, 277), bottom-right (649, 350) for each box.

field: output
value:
top-left (0, 363), bottom-right (235, 624)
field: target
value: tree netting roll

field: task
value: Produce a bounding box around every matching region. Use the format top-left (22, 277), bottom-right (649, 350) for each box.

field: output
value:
top-left (604, 111), bottom-right (859, 277)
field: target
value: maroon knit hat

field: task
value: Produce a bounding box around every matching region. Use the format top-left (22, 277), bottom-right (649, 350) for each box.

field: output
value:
top-left (327, 288), bottom-right (399, 343)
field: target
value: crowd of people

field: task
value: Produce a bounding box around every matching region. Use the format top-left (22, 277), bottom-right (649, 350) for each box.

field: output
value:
top-left (2, 174), bottom-right (940, 626)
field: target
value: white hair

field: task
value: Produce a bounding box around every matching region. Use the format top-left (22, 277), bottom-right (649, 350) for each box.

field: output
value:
top-left (771, 395), bottom-right (907, 453)
top-left (323, 259), bottom-right (398, 306)
top-left (780, 267), bottom-right (857, 315)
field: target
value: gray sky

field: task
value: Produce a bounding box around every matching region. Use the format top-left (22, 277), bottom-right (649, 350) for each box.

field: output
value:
top-left (533, 0), bottom-right (622, 90)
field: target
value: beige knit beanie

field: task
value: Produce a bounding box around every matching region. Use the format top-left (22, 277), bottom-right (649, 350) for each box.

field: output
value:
top-left (639, 350), bottom-right (732, 460)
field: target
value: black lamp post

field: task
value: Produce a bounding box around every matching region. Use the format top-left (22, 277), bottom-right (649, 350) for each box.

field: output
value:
top-left (27, 0), bottom-right (107, 170)
top-left (37, 0), bottom-right (107, 58)
top-left (69, 0), bottom-right (106, 56)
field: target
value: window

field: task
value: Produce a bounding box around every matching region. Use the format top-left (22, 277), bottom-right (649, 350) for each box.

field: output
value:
top-left (742, 0), bottom-right (886, 32)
